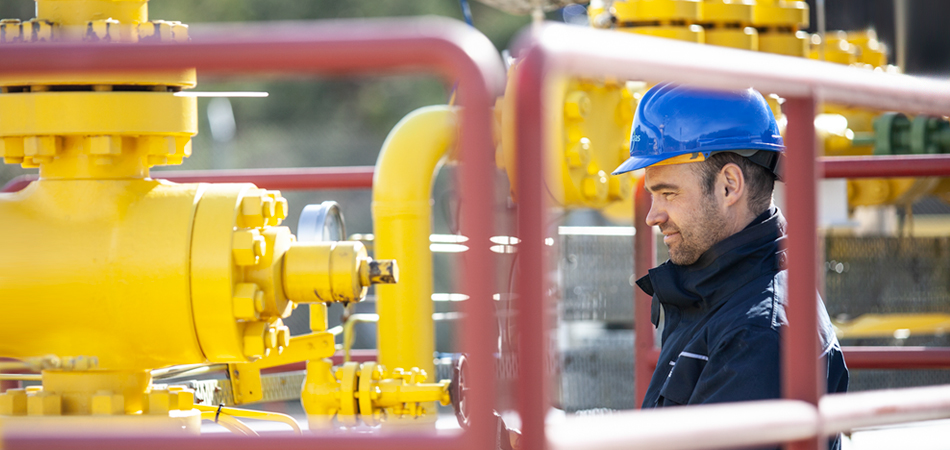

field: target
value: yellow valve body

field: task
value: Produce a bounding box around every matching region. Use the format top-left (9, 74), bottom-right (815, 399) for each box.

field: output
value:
top-left (0, 180), bottom-right (206, 370)
top-left (283, 242), bottom-right (372, 303)
top-left (302, 361), bottom-right (450, 429)
top-left (0, 180), bottom-right (298, 369)
top-left (501, 74), bottom-right (635, 209)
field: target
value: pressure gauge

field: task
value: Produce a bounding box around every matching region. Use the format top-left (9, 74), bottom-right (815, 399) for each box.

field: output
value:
top-left (297, 201), bottom-right (346, 242)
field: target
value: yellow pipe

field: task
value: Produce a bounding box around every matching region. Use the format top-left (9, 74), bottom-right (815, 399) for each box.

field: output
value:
top-left (0, 374), bottom-right (41, 381)
top-left (200, 411), bottom-right (257, 436)
top-left (343, 314), bottom-right (379, 363)
top-left (196, 404), bottom-right (301, 435)
top-left (373, 105), bottom-right (458, 377)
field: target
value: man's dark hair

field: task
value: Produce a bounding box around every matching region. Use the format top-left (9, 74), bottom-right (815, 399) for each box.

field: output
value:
top-left (695, 151), bottom-right (775, 216)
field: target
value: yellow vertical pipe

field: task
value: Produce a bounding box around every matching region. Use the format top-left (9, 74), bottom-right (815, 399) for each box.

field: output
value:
top-left (373, 105), bottom-right (458, 377)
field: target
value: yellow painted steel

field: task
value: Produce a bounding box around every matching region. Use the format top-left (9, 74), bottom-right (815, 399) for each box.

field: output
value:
top-left (612, 0), bottom-right (703, 23)
top-left (226, 331), bottom-right (335, 405)
top-left (611, 0), bottom-right (705, 43)
top-left (753, 0), bottom-right (809, 57)
top-left (38, 0), bottom-right (148, 25)
top-left (373, 106), bottom-right (459, 377)
top-left (0, 92), bottom-right (196, 138)
top-left (702, 0), bottom-right (757, 51)
top-left (194, 404), bottom-right (302, 434)
top-left (499, 70), bottom-right (635, 210)
top-left (810, 30), bottom-right (857, 65)
top-left (835, 313), bottom-right (950, 340)
top-left (0, 179), bottom-right (207, 371)
top-left (0, 410), bottom-right (202, 434)
top-left (301, 360), bottom-right (450, 430)
top-left (846, 29), bottom-right (888, 68)
top-left (302, 359), bottom-right (339, 431)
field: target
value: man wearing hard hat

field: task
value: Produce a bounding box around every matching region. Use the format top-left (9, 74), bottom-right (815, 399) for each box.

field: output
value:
top-left (613, 83), bottom-right (848, 448)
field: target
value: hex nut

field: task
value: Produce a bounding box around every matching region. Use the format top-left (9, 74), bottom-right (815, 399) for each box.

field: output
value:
top-left (276, 326), bottom-right (291, 348)
top-left (564, 91), bottom-right (591, 120)
top-left (565, 138), bottom-right (591, 168)
top-left (233, 229), bottom-right (263, 266)
top-left (232, 283), bottom-right (261, 320)
top-left (273, 197), bottom-right (289, 220)
top-left (240, 194), bottom-right (266, 228)
top-left (27, 392), bottom-right (62, 416)
top-left (145, 390), bottom-right (172, 415)
top-left (264, 326), bottom-right (278, 350)
top-left (242, 322), bottom-right (267, 358)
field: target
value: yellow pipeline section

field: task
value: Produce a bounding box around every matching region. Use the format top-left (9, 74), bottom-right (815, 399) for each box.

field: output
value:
top-left (373, 105), bottom-right (458, 377)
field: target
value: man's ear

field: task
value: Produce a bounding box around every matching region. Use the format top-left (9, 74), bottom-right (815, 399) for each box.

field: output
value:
top-left (720, 163), bottom-right (744, 207)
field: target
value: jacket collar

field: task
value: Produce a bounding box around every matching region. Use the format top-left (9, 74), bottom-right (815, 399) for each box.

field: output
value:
top-left (637, 206), bottom-right (787, 320)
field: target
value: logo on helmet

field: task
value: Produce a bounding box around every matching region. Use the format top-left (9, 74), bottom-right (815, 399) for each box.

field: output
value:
top-left (631, 134), bottom-right (641, 143)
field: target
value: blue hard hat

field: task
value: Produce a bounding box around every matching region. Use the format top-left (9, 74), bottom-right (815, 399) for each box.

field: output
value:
top-left (612, 83), bottom-right (785, 178)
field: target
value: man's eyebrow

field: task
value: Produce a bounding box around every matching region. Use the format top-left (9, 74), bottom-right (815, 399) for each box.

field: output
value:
top-left (646, 182), bottom-right (679, 193)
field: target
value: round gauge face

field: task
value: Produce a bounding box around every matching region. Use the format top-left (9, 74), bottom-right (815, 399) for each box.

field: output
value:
top-left (297, 201), bottom-right (346, 242)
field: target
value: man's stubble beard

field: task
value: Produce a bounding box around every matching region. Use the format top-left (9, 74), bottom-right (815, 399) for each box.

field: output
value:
top-left (666, 193), bottom-right (728, 266)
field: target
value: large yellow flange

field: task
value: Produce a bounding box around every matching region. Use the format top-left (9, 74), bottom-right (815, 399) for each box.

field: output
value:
top-left (0, 92), bottom-right (196, 137)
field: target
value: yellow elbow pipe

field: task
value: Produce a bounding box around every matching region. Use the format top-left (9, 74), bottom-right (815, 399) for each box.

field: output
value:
top-left (373, 105), bottom-right (458, 377)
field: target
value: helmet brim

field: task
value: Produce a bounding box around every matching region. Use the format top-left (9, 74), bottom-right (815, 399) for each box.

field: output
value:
top-left (611, 154), bottom-right (678, 175)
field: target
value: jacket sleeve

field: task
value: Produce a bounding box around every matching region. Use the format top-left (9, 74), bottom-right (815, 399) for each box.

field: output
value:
top-left (689, 326), bottom-right (781, 404)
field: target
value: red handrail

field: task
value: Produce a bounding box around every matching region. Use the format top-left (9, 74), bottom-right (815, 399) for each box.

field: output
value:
top-left (514, 23), bottom-right (950, 450)
top-left (822, 154), bottom-right (950, 178)
top-left (1, 167), bottom-right (376, 193)
top-left (0, 17), bottom-right (504, 450)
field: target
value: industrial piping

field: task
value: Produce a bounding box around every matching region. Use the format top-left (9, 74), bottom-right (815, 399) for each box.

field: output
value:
top-left (373, 105), bottom-right (459, 380)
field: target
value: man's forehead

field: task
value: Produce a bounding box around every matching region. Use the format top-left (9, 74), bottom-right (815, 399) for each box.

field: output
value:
top-left (644, 163), bottom-right (700, 190)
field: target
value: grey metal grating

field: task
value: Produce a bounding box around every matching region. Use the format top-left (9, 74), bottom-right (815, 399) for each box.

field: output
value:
top-left (558, 331), bottom-right (635, 412)
top-left (559, 233), bottom-right (635, 323)
top-left (824, 236), bottom-right (950, 317)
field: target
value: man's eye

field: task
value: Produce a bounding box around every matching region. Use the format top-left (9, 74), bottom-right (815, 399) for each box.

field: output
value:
top-left (662, 192), bottom-right (675, 199)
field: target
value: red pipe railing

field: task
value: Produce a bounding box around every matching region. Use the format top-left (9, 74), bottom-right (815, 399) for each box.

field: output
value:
top-left (783, 96), bottom-right (822, 450)
top-left (514, 22), bottom-right (950, 450)
top-left (842, 347), bottom-right (950, 369)
top-left (821, 154), bottom-right (950, 179)
top-left (1, 167), bottom-right (376, 193)
top-left (633, 178), bottom-right (657, 408)
top-left (0, 17), bottom-right (504, 450)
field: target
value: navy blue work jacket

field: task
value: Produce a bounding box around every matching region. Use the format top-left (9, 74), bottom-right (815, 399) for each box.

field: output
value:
top-left (636, 207), bottom-right (849, 449)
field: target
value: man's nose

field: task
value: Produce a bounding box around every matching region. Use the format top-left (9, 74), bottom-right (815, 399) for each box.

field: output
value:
top-left (645, 199), bottom-right (665, 227)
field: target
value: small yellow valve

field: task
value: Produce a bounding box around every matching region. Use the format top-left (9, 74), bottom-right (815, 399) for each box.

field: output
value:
top-left (283, 242), bottom-right (398, 304)
top-left (302, 361), bottom-right (450, 430)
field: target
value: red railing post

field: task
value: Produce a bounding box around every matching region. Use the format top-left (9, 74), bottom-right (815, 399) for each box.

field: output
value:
top-left (514, 47), bottom-right (549, 450)
top-left (783, 96), bottom-right (824, 450)
top-left (634, 177), bottom-right (656, 408)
